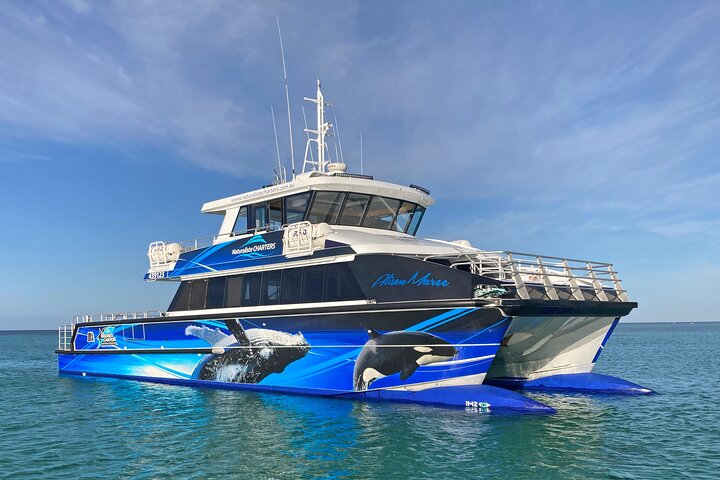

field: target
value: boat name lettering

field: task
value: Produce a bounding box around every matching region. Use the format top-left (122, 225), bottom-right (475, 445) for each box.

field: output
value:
top-left (371, 271), bottom-right (450, 288)
top-left (232, 243), bottom-right (277, 255)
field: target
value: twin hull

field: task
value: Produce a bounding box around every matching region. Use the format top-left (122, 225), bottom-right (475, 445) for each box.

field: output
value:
top-left (58, 306), bottom-right (617, 403)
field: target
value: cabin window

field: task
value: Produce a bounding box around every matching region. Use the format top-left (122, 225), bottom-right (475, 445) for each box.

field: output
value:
top-left (393, 202), bottom-right (416, 233)
top-left (284, 192), bottom-right (311, 225)
top-left (261, 270), bottom-right (282, 304)
top-left (225, 275), bottom-right (244, 307)
top-left (307, 191), bottom-right (345, 224)
top-left (206, 277), bottom-right (227, 309)
top-left (233, 206), bottom-right (249, 234)
top-left (269, 199), bottom-right (283, 230)
top-left (362, 196), bottom-right (401, 230)
top-left (280, 268), bottom-right (303, 304)
top-left (189, 279), bottom-right (208, 310)
top-left (301, 265), bottom-right (325, 303)
top-left (324, 264), bottom-right (364, 302)
top-left (169, 281), bottom-right (191, 311)
top-left (406, 206), bottom-right (425, 235)
top-left (242, 272), bottom-right (262, 306)
top-left (252, 204), bottom-right (268, 230)
top-left (338, 193), bottom-right (371, 226)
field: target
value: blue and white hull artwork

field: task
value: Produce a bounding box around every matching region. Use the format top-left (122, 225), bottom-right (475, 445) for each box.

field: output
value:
top-left (59, 308), bottom-right (555, 413)
top-left (57, 80), bottom-right (651, 414)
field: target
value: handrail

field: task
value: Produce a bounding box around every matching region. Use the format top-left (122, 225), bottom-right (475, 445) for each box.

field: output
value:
top-left (424, 250), bottom-right (629, 302)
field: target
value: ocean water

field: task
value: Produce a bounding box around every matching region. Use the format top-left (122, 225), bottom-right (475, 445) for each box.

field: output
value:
top-left (1, 323), bottom-right (718, 479)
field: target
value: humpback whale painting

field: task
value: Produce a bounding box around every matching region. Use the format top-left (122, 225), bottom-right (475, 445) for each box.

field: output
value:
top-left (186, 320), bottom-right (310, 383)
top-left (353, 329), bottom-right (458, 391)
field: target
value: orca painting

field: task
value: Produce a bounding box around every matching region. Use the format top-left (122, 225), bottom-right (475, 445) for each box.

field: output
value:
top-left (353, 328), bottom-right (458, 391)
top-left (186, 320), bottom-right (310, 383)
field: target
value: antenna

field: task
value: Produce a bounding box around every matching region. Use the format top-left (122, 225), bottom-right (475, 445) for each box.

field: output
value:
top-left (302, 79), bottom-right (332, 173)
top-left (276, 16), bottom-right (295, 179)
top-left (334, 116), bottom-right (345, 165)
top-left (360, 130), bottom-right (364, 175)
top-left (271, 106), bottom-right (281, 169)
top-left (302, 106), bottom-right (315, 163)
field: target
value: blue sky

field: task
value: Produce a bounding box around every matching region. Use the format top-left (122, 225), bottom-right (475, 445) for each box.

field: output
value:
top-left (1, 0), bottom-right (718, 329)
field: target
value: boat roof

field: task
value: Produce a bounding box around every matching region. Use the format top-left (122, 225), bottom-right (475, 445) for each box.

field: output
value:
top-left (201, 171), bottom-right (434, 214)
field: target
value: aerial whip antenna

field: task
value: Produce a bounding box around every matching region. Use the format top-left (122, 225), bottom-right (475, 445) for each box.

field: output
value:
top-left (276, 16), bottom-right (295, 179)
top-left (360, 130), bottom-right (364, 174)
top-left (334, 116), bottom-right (345, 165)
top-left (302, 106), bottom-right (315, 163)
top-left (270, 106), bottom-right (284, 183)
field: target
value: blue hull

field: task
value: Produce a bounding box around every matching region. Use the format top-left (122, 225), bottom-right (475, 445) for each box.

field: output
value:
top-left (486, 373), bottom-right (654, 395)
top-left (58, 307), bottom-right (554, 413)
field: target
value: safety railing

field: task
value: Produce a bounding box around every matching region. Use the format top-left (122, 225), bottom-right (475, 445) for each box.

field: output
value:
top-left (58, 310), bottom-right (164, 351)
top-left (428, 251), bottom-right (629, 302)
top-left (284, 221), bottom-right (313, 256)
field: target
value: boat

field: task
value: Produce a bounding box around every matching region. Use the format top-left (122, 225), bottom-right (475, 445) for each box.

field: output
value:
top-left (56, 81), bottom-right (652, 413)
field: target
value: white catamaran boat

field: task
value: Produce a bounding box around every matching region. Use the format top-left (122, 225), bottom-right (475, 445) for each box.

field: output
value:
top-left (56, 81), bottom-right (652, 413)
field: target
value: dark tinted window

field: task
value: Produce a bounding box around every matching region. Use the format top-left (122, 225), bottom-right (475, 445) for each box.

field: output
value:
top-left (338, 193), bottom-right (371, 226)
top-left (169, 281), bottom-right (191, 311)
top-left (253, 204), bottom-right (268, 230)
top-left (242, 272), bottom-right (262, 306)
top-left (280, 268), bottom-right (302, 304)
top-left (225, 275), bottom-right (244, 307)
top-left (206, 277), bottom-right (226, 309)
top-left (234, 206), bottom-right (249, 234)
top-left (362, 196), bottom-right (401, 230)
top-left (307, 192), bottom-right (345, 224)
top-left (189, 279), bottom-right (208, 310)
top-left (301, 265), bottom-right (325, 303)
top-left (284, 192), bottom-right (311, 224)
top-left (324, 264), bottom-right (364, 302)
top-left (393, 202), bottom-right (416, 232)
top-left (261, 270), bottom-right (282, 305)
top-left (269, 199), bottom-right (283, 230)
top-left (407, 206), bottom-right (425, 235)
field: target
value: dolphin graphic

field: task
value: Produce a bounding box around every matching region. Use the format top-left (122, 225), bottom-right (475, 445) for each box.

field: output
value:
top-left (353, 328), bottom-right (458, 391)
top-left (186, 320), bottom-right (310, 383)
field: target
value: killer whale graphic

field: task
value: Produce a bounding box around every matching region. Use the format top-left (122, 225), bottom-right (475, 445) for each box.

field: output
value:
top-left (186, 320), bottom-right (310, 383)
top-left (353, 328), bottom-right (458, 391)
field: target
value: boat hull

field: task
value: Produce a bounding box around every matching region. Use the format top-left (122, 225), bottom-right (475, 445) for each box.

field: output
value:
top-left (57, 306), bottom-right (554, 412)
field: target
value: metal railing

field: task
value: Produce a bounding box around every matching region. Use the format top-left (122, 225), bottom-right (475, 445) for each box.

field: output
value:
top-left (428, 251), bottom-right (629, 302)
top-left (58, 310), bottom-right (164, 351)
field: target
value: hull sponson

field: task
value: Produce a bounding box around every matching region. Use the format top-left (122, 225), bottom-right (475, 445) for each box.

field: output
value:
top-left (59, 307), bottom-right (510, 396)
top-left (486, 315), bottom-right (617, 381)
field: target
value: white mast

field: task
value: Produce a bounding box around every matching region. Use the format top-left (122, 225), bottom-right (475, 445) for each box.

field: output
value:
top-left (302, 79), bottom-right (332, 173)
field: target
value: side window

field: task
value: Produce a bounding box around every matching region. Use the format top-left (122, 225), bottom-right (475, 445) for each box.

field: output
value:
top-left (234, 206), bottom-right (249, 234)
top-left (206, 277), bottom-right (226, 309)
top-left (284, 192), bottom-right (311, 224)
top-left (362, 196), bottom-right (401, 230)
top-left (189, 279), bottom-right (208, 310)
top-left (307, 191), bottom-right (345, 224)
top-left (225, 275), bottom-right (244, 308)
top-left (252, 203), bottom-right (268, 230)
top-left (324, 264), bottom-right (364, 302)
top-left (269, 199), bottom-right (283, 230)
top-left (338, 193), bottom-right (371, 226)
top-left (261, 270), bottom-right (282, 305)
top-left (242, 272), bottom-right (262, 307)
top-left (280, 268), bottom-right (302, 304)
top-left (169, 281), bottom-right (191, 311)
top-left (393, 202), bottom-right (416, 232)
top-left (301, 265), bottom-right (325, 303)
top-left (407, 206), bottom-right (425, 236)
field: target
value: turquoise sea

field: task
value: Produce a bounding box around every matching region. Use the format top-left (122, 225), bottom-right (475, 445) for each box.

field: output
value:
top-left (1, 323), bottom-right (718, 479)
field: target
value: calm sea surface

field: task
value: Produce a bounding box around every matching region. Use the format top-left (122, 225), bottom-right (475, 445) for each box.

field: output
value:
top-left (1, 323), bottom-right (718, 479)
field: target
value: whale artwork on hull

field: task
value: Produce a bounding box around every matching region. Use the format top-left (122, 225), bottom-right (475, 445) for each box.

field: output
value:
top-left (186, 320), bottom-right (310, 383)
top-left (353, 329), bottom-right (458, 391)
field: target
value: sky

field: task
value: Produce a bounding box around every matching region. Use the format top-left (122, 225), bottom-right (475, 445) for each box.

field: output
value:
top-left (1, 0), bottom-right (718, 329)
